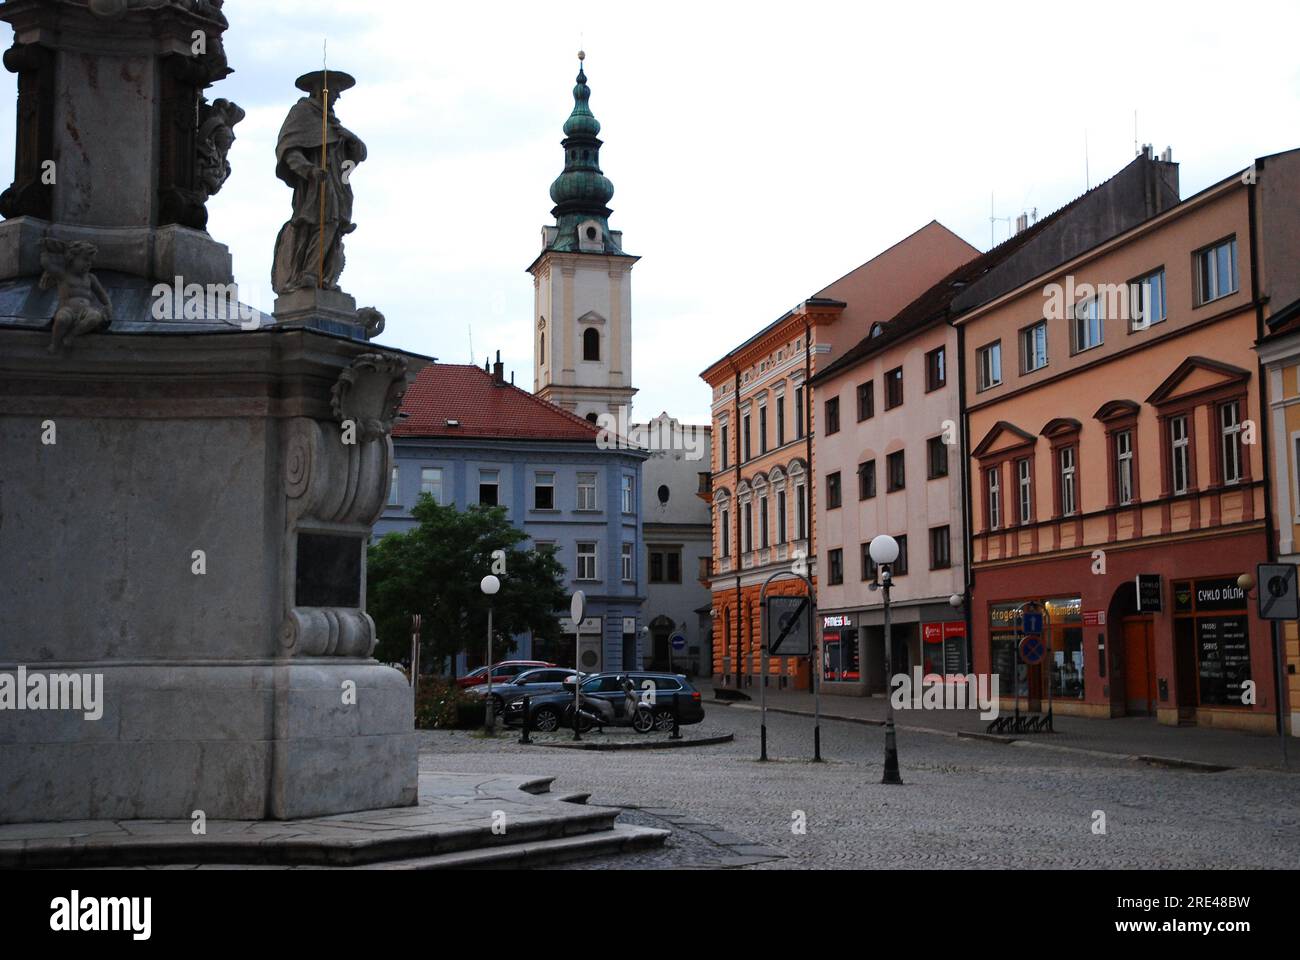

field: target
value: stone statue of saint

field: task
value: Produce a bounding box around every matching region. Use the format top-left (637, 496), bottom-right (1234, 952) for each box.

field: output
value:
top-left (40, 238), bottom-right (112, 354)
top-left (271, 71), bottom-right (367, 295)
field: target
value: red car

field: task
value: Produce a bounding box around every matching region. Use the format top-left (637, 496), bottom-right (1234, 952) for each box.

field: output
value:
top-left (455, 660), bottom-right (554, 689)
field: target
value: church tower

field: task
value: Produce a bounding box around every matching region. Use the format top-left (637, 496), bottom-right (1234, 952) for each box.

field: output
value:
top-left (529, 52), bottom-right (638, 424)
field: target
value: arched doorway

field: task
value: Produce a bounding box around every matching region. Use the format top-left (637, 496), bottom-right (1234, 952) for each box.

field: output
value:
top-left (649, 615), bottom-right (675, 671)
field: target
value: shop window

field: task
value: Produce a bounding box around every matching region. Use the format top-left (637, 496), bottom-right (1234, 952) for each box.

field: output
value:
top-left (1172, 577), bottom-right (1251, 706)
top-left (823, 627), bottom-right (859, 682)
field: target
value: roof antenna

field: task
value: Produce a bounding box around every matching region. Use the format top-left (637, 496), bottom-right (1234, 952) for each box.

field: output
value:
top-left (1085, 129), bottom-right (1091, 190)
top-left (468, 323), bottom-right (474, 365)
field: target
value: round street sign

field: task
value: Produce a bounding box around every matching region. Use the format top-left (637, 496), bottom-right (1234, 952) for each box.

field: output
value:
top-left (670, 632), bottom-right (687, 652)
top-left (570, 591), bottom-right (586, 624)
top-left (1019, 635), bottom-right (1046, 665)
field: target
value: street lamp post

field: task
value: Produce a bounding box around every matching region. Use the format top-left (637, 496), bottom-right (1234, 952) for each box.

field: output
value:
top-left (480, 574), bottom-right (501, 734)
top-left (870, 535), bottom-right (903, 785)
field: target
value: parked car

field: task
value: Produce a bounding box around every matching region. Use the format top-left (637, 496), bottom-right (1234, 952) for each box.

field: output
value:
top-left (466, 667), bottom-right (584, 715)
top-left (454, 660), bottom-right (554, 689)
top-left (505, 672), bottom-right (705, 733)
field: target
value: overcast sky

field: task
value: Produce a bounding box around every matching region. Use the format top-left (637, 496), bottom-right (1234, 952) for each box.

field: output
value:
top-left (3, 0), bottom-right (1298, 423)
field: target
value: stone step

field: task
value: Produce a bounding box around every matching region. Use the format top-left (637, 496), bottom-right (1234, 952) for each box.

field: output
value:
top-left (5, 805), bottom-right (623, 869)
top-left (358, 824), bottom-right (669, 870)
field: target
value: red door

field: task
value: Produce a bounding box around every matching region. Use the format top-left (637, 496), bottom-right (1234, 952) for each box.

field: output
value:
top-left (1122, 618), bottom-right (1157, 715)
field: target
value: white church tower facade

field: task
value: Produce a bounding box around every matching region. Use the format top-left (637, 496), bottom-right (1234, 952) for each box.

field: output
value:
top-left (529, 53), bottom-right (638, 423)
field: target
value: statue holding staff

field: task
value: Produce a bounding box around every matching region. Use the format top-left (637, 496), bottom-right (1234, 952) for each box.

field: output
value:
top-left (271, 70), bottom-right (367, 294)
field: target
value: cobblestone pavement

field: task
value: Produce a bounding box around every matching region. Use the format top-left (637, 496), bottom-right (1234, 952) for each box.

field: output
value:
top-left (419, 708), bottom-right (1300, 869)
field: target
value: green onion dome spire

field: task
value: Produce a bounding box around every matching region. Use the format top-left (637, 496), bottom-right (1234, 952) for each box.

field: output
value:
top-left (549, 50), bottom-right (615, 220)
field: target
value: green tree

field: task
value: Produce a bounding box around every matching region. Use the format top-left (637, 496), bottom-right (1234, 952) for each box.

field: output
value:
top-left (367, 496), bottom-right (567, 673)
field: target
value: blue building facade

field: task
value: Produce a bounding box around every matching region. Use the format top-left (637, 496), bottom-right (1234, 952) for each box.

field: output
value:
top-left (374, 363), bottom-right (647, 675)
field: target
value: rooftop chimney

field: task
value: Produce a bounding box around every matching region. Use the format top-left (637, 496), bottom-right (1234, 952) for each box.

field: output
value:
top-left (492, 350), bottom-right (505, 385)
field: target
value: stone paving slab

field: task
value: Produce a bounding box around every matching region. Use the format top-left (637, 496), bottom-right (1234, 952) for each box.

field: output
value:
top-left (0, 772), bottom-right (638, 869)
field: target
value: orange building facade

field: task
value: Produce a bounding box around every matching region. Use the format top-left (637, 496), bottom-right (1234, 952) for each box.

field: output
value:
top-left (960, 151), bottom-right (1300, 731)
top-left (701, 224), bottom-right (977, 691)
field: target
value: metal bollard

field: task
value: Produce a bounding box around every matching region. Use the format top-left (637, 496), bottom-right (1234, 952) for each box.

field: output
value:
top-left (518, 695), bottom-right (532, 744)
top-left (669, 692), bottom-right (683, 740)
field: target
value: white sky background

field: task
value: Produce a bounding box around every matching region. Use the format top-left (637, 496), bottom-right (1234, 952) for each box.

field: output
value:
top-left (3, 0), bottom-right (1298, 424)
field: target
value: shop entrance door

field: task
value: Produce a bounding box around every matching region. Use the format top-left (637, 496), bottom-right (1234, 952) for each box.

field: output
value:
top-left (1122, 617), bottom-right (1157, 715)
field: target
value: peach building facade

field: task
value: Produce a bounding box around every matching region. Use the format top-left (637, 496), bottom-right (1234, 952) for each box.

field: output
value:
top-left (701, 223), bottom-right (976, 691)
top-left (961, 150), bottom-right (1300, 733)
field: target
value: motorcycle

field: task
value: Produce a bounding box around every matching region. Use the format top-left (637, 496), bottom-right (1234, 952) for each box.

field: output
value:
top-left (569, 675), bottom-right (655, 734)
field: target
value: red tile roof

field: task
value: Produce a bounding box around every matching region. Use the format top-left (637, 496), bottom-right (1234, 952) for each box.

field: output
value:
top-left (394, 364), bottom-right (603, 442)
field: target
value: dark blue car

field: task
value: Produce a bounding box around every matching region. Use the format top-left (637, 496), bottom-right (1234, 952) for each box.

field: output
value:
top-left (504, 672), bottom-right (705, 733)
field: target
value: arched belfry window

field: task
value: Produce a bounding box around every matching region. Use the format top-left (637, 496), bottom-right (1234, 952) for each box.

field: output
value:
top-left (583, 327), bottom-right (600, 362)
top-left (539, 331), bottom-right (545, 366)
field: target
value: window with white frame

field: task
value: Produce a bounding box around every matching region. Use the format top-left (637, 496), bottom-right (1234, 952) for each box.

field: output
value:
top-left (1020, 321), bottom-right (1048, 373)
top-left (621, 475), bottom-right (634, 513)
top-left (533, 471), bottom-right (555, 510)
top-left (577, 472), bottom-right (598, 510)
top-left (478, 469), bottom-right (499, 506)
top-left (1073, 297), bottom-right (1104, 353)
top-left (721, 508), bottom-right (730, 557)
top-left (420, 467), bottom-right (443, 504)
top-left (977, 341), bottom-right (1002, 391)
top-left (1116, 430), bottom-right (1134, 505)
top-left (743, 501), bottom-right (753, 552)
top-left (1170, 416), bottom-right (1190, 495)
top-left (1196, 238), bottom-right (1239, 305)
top-left (621, 542), bottom-right (634, 582)
top-left (576, 542), bottom-right (598, 581)
top-left (777, 490), bottom-right (787, 543)
top-left (1017, 457), bottom-right (1032, 524)
top-left (759, 494), bottom-right (769, 547)
top-left (1060, 446), bottom-right (1077, 517)
top-left (987, 468), bottom-right (1001, 530)
top-left (1220, 400), bottom-right (1242, 484)
top-left (795, 483), bottom-right (807, 540)
top-left (388, 465), bottom-right (400, 505)
top-left (1130, 268), bottom-right (1167, 329)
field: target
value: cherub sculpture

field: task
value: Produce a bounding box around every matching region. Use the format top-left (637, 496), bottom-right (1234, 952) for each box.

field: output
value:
top-left (39, 238), bottom-right (113, 354)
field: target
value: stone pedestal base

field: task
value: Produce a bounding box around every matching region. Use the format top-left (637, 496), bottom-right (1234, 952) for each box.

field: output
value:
top-left (273, 287), bottom-right (367, 339)
top-left (0, 661), bottom-right (417, 823)
top-left (0, 217), bottom-right (234, 287)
